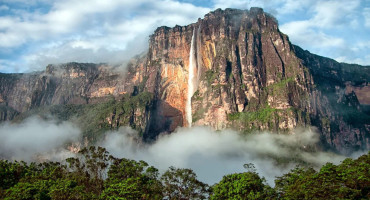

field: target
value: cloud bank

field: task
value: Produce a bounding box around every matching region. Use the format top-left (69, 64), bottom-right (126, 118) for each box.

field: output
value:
top-left (0, 117), bottom-right (358, 185)
top-left (0, 0), bottom-right (210, 72)
top-left (100, 126), bottom-right (348, 185)
top-left (0, 117), bottom-right (80, 161)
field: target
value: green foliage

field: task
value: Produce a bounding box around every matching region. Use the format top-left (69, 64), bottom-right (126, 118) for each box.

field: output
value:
top-left (66, 146), bottom-right (110, 197)
top-left (1, 160), bottom-right (92, 200)
top-left (205, 70), bottom-right (219, 85)
top-left (192, 107), bottom-right (207, 123)
top-left (4, 180), bottom-right (52, 200)
top-left (275, 152), bottom-right (370, 199)
top-left (138, 76), bottom-right (149, 92)
top-left (340, 102), bottom-right (370, 127)
top-left (161, 166), bottom-right (209, 200)
top-left (266, 77), bottom-right (294, 96)
top-left (191, 90), bottom-right (203, 102)
top-left (1, 149), bottom-right (369, 200)
top-left (48, 179), bottom-right (87, 200)
top-left (78, 91), bottom-right (153, 140)
top-left (0, 160), bottom-right (29, 190)
top-left (321, 117), bottom-right (330, 129)
top-left (228, 99), bottom-right (308, 133)
top-left (269, 77), bottom-right (294, 90)
top-left (228, 104), bottom-right (278, 124)
top-left (210, 171), bottom-right (276, 200)
top-left (101, 180), bottom-right (142, 200)
top-left (274, 166), bottom-right (316, 199)
top-left (14, 91), bottom-right (154, 141)
top-left (102, 158), bottom-right (163, 199)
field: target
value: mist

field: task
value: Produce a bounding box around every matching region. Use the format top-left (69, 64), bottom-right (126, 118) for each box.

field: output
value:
top-left (0, 117), bottom-right (80, 162)
top-left (99, 126), bottom-right (348, 185)
top-left (0, 117), bottom-right (354, 185)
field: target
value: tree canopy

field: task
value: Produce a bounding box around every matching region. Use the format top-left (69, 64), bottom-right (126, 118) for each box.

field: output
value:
top-left (0, 148), bottom-right (369, 200)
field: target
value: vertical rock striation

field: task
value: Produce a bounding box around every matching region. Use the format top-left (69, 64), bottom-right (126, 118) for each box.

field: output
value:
top-left (136, 8), bottom-right (369, 153)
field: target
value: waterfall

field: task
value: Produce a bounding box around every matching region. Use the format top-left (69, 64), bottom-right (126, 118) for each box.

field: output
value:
top-left (186, 29), bottom-right (196, 127)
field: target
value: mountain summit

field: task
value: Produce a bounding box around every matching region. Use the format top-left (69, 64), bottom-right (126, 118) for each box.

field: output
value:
top-left (0, 8), bottom-right (369, 154)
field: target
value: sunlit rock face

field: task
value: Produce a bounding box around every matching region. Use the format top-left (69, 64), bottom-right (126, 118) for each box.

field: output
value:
top-left (0, 8), bottom-right (369, 154)
top-left (137, 8), bottom-right (369, 153)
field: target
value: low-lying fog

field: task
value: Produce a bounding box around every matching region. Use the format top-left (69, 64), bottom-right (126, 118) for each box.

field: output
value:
top-left (0, 117), bottom-right (362, 185)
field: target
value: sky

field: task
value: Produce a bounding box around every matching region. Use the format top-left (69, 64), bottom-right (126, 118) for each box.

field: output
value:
top-left (0, 0), bottom-right (369, 73)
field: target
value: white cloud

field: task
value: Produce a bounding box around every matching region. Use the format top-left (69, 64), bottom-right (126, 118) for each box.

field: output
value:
top-left (0, 117), bottom-right (81, 161)
top-left (212, 0), bottom-right (253, 9)
top-left (364, 7), bottom-right (370, 28)
top-left (335, 40), bottom-right (370, 64)
top-left (210, 0), bottom-right (368, 67)
top-left (277, 0), bottom-right (369, 64)
top-left (277, 0), bottom-right (312, 14)
top-left (0, 59), bottom-right (22, 73)
top-left (211, 0), bottom-right (313, 16)
top-left (279, 0), bottom-right (360, 36)
top-left (280, 21), bottom-right (345, 49)
top-left (0, 5), bottom-right (9, 11)
top-left (0, 0), bottom-right (209, 49)
top-left (335, 56), bottom-right (370, 65)
top-left (22, 40), bottom-right (143, 71)
top-left (311, 0), bottom-right (360, 28)
top-left (1, 0), bottom-right (53, 5)
top-left (0, 0), bottom-right (369, 72)
top-left (0, 0), bottom-right (210, 72)
top-left (100, 126), bottom-right (348, 185)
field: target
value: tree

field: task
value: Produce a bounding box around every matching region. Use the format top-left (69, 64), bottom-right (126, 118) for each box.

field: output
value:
top-left (0, 160), bottom-right (30, 190)
top-left (4, 180), bottom-right (52, 200)
top-left (3, 162), bottom-right (68, 200)
top-left (66, 146), bottom-right (110, 197)
top-left (101, 158), bottom-right (163, 199)
top-left (160, 166), bottom-right (209, 200)
top-left (1, 148), bottom-right (368, 200)
top-left (48, 179), bottom-right (89, 200)
top-left (274, 166), bottom-right (316, 199)
top-left (275, 152), bottom-right (370, 199)
top-left (210, 171), bottom-right (275, 200)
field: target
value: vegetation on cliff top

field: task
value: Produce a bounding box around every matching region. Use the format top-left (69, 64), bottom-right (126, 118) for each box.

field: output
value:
top-left (227, 104), bottom-right (308, 133)
top-left (13, 91), bottom-right (153, 142)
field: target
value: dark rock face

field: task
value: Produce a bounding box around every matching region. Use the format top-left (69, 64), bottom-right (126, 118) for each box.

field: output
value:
top-left (0, 8), bottom-right (368, 154)
top-left (294, 46), bottom-right (370, 153)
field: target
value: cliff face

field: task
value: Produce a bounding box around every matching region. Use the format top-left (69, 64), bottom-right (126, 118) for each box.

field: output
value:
top-left (138, 9), bottom-right (309, 132)
top-left (140, 8), bottom-right (310, 134)
top-left (0, 63), bottom-right (133, 113)
top-left (0, 61), bottom-right (152, 140)
top-left (0, 8), bottom-right (369, 154)
top-left (135, 8), bottom-right (369, 153)
top-left (294, 46), bottom-right (370, 152)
